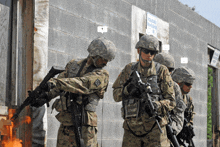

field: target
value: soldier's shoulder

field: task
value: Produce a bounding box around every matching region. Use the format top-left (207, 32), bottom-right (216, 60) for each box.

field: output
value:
top-left (156, 63), bottom-right (169, 76)
top-left (158, 64), bottom-right (168, 71)
top-left (124, 62), bottom-right (135, 71)
top-left (93, 68), bottom-right (109, 76)
top-left (66, 58), bottom-right (84, 68)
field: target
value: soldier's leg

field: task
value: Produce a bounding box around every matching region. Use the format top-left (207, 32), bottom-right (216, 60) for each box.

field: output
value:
top-left (122, 129), bottom-right (142, 147)
top-left (82, 125), bottom-right (99, 147)
top-left (56, 124), bottom-right (77, 147)
top-left (142, 125), bottom-right (170, 147)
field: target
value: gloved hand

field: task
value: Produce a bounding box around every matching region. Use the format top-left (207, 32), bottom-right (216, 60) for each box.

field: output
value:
top-left (145, 101), bottom-right (161, 117)
top-left (31, 92), bottom-right (49, 108)
top-left (41, 81), bottom-right (56, 92)
top-left (123, 83), bottom-right (141, 97)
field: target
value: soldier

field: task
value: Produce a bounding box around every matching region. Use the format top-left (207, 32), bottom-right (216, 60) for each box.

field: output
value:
top-left (154, 52), bottom-right (186, 135)
top-left (31, 37), bottom-right (117, 147)
top-left (112, 34), bottom-right (176, 147)
top-left (171, 67), bottom-right (196, 147)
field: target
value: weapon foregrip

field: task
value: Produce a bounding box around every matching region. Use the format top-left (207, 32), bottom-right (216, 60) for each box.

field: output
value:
top-left (39, 66), bottom-right (65, 88)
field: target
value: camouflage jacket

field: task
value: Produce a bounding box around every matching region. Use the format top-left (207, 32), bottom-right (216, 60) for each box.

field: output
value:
top-left (112, 61), bottom-right (175, 135)
top-left (49, 58), bottom-right (109, 126)
top-left (183, 94), bottom-right (195, 125)
top-left (171, 82), bottom-right (186, 135)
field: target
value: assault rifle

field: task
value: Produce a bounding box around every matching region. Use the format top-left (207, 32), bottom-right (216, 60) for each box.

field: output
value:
top-left (131, 71), bottom-right (163, 133)
top-left (68, 93), bottom-right (85, 147)
top-left (166, 112), bottom-right (180, 147)
top-left (177, 118), bottom-right (195, 147)
top-left (11, 66), bottom-right (65, 121)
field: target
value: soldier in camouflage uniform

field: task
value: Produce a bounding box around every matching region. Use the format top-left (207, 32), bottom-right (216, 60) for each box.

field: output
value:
top-left (171, 67), bottom-right (196, 147)
top-left (112, 34), bottom-right (176, 147)
top-left (154, 53), bottom-right (186, 135)
top-left (31, 37), bottom-right (117, 147)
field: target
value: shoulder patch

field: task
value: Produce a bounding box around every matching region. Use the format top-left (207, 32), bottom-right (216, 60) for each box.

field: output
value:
top-left (94, 79), bottom-right (101, 87)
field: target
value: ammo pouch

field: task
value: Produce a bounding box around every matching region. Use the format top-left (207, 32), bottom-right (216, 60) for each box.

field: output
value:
top-left (123, 98), bottom-right (140, 118)
top-left (84, 93), bottom-right (100, 112)
top-left (51, 92), bottom-right (68, 113)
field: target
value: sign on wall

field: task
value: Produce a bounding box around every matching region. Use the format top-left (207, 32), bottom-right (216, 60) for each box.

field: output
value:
top-left (210, 49), bottom-right (220, 67)
top-left (146, 12), bottom-right (157, 38)
top-left (181, 57), bottom-right (188, 64)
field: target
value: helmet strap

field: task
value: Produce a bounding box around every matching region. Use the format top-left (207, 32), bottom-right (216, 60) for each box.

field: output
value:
top-left (139, 49), bottom-right (152, 64)
top-left (91, 56), bottom-right (99, 67)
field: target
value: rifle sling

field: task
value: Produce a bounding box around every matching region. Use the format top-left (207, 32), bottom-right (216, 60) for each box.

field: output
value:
top-left (126, 120), bottom-right (157, 137)
top-left (69, 59), bottom-right (87, 147)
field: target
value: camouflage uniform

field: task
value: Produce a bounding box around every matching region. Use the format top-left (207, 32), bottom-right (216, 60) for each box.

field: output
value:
top-left (172, 67), bottom-right (196, 147)
top-left (154, 52), bottom-right (186, 135)
top-left (171, 67), bottom-right (195, 125)
top-left (171, 82), bottom-right (185, 134)
top-left (112, 35), bottom-right (175, 147)
top-left (47, 37), bottom-right (116, 147)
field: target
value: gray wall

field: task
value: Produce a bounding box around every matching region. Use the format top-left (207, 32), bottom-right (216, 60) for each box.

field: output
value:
top-left (47, 0), bottom-right (220, 146)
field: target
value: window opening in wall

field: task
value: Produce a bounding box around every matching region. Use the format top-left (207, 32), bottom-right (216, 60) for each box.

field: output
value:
top-left (207, 45), bottom-right (220, 147)
top-left (139, 33), bottom-right (144, 40)
top-left (207, 66), bottom-right (213, 141)
top-left (208, 48), bottom-right (214, 63)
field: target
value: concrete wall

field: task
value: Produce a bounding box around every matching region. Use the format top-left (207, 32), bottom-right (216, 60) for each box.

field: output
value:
top-left (46, 0), bottom-right (220, 146)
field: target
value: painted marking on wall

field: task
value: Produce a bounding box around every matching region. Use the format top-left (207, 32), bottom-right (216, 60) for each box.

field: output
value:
top-left (181, 57), bottom-right (188, 64)
top-left (97, 26), bottom-right (108, 34)
top-left (162, 44), bottom-right (170, 51)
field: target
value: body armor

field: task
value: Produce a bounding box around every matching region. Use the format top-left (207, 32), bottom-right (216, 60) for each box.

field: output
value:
top-left (52, 59), bottom-right (101, 114)
top-left (123, 62), bottom-right (161, 119)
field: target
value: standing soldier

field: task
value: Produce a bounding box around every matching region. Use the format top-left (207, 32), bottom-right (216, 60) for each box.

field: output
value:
top-left (31, 37), bottom-right (117, 147)
top-left (112, 34), bottom-right (176, 147)
top-left (171, 67), bottom-right (196, 147)
top-left (154, 53), bottom-right (186, 135)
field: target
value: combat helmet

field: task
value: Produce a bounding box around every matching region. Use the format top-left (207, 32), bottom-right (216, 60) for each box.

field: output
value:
top-left (172, 67), bottom-right (195, 84)
top-left (87, 37), bottom-right (116, 62)
top-left (135, 34), bottom-right (159, 52)
top-left (154, 52), bottom-right (175, 69)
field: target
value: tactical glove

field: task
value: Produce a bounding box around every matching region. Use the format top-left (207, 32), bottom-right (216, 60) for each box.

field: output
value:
top-left (31, 92), bottom-right (49, 108)
top-left (41, 81), bottom-right (56, 92)
top-left (123, 83), bottom-right (141, 98)
top-left (145, 101), bottom-right (161, 117)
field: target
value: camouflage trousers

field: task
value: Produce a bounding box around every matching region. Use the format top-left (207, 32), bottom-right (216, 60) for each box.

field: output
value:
top-left (122, 125), bottom-right (170, 147)
top-left (57, 124), bottom-right (99, 147)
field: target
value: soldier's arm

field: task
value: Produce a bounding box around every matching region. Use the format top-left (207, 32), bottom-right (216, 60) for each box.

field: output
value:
top-left (47, 61), bottom-right (71, 99)
top-left (157, 65), bottom-right (176, 112)
top-left (189, 96), bottom-right (195, 125)
top-left (112, 64), bottom-right (131, 102)
top-left (50, 69), bottom-right (109, 96)
top-left (171, 82), bottom-right (186, 134)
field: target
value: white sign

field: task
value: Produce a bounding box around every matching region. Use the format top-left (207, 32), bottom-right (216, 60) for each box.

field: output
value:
top-left (146, 12), bottom-right (157, 37)
top-left (181, 57), bottom-right (188, 64)
top-left (97, 26), bottom-right (108, 34)
top-left (162, 44), bottom-right (170, 51)
top-left (210, 50), bottom-right (220, 67)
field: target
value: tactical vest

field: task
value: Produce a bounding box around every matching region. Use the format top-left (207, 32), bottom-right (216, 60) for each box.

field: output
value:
top-left (52, 59), bottom-right (101, 113)
top-left (122, 62), bottom-right (162, 119)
